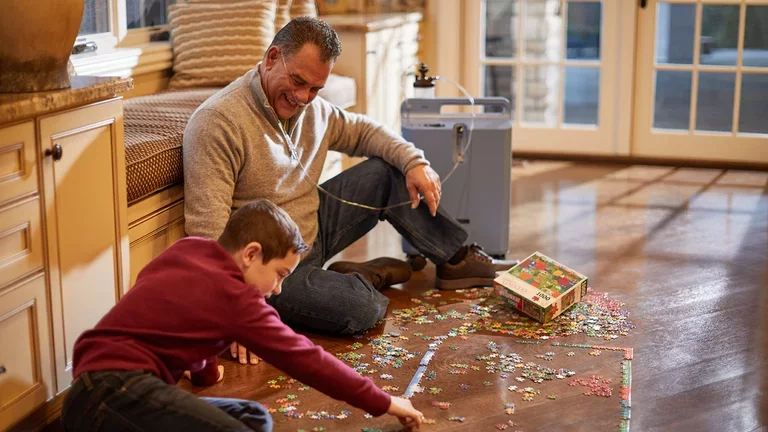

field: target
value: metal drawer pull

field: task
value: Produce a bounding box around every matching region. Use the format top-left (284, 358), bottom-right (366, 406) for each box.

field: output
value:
top-left (45, 144), bottom-right (63, 161)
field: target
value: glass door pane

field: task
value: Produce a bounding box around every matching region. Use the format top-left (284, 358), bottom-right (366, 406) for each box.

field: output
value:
top-left (478, 0), bottom-right (618, 155)
top-left (633, 0), bottom-right (768, 163)
top-left (485, 0), bottom-right (519, 58)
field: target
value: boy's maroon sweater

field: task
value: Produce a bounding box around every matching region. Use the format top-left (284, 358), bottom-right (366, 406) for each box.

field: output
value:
top-left (72, 237), bottom-right (391, 416)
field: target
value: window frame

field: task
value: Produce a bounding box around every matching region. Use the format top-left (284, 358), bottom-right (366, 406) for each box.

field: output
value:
top-left (461, 0), bottom-right (637, 156)
top-left (76, 0), bottom-right (172, 47)
top-left (72, 0), bottom-right (173, 77)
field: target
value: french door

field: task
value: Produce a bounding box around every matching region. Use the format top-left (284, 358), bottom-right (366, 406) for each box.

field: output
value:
top-left (633, 0), bottom-right (768, 163)
top-left (464, 0), bottom-right (633, 155)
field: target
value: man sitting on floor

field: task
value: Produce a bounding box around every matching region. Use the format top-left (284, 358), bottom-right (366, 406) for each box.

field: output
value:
top-left (183, 17), bottom-right (515, 361)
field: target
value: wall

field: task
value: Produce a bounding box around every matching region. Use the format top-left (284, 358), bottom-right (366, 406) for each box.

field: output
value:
top-left (421, 0), bottom-right (465, 98)
top-left (123, 69), bottom-right (171, 99)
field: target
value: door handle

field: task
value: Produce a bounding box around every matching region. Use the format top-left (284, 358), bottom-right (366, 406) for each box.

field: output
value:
top-left (640, 0), bottom-right (647, 9)
top-left (0, 365), bottom-right (6, 374)
top-left (45, 144), bottom-right (63, 161)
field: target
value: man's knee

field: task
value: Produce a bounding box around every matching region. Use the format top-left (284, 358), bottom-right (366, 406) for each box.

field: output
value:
top-left (344, 302), bottom-right (388, 334)
top-left (363, 157), bottom-right (401, 180)
top-left (342, 276), bottom-right (389, 334)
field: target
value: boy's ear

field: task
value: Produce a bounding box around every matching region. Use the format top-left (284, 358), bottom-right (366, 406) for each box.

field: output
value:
top-left (243, 242), bottom-right (263, 266)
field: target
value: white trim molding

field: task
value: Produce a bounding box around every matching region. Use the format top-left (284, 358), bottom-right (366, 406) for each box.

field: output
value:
top-left (71, 42), bottom-right (172, 77)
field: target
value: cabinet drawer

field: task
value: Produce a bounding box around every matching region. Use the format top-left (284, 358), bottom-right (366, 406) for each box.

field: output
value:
top-left (0, 197), bottom-right (43, 289)
top-left (0, 274), bottom-right (54, 431)
top-left (0, 121), bottom-right (38, 206)
top-left (128, 201), bottom-right (185, 289)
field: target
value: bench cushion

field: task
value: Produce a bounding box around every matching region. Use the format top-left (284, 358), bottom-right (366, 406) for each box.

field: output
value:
top-left (124, 88), bottom-right (220, 203)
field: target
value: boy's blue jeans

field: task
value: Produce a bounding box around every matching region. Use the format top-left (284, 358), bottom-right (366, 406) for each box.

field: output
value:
top-left (61, 370), bottom-right (271, 431)
top-left (267, 157), bottom-right (467, 334)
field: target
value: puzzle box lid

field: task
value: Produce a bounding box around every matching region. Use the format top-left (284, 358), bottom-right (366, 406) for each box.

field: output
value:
top-left (493, 252), bottom-right (587, 308)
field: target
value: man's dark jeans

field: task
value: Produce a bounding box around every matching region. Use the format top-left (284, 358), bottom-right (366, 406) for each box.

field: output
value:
top-left (267, 157), bottom-right (467, 334)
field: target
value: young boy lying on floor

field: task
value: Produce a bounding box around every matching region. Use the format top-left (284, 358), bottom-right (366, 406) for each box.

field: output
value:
top-left (61, 199), bottom-right (424, 431)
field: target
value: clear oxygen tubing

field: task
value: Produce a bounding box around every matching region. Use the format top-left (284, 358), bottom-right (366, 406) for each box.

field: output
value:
top-left (284, 68), bottom-right (477, 211)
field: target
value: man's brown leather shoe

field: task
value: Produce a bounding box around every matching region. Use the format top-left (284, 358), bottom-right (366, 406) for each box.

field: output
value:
top-left (436, 244), bottom-right (519, 290)
top-left (328, 257), bottom-right (413, 291)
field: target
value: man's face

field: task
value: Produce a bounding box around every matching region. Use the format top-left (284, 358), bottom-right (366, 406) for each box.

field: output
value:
top-left (263, 43), bottom-right (333, 120)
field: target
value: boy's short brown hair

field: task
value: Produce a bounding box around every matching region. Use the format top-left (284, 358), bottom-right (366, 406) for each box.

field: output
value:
top-left (217, 199), bottom-right (309, 262)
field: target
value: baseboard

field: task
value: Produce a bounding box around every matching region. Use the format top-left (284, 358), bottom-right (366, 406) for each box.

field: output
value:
top-left (514, 152), bottom-right (768, 171)
top-left (8, 391), bottom-right (66, 432)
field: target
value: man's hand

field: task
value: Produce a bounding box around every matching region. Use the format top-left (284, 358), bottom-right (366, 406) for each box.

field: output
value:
top-left (230, 342), bottom-right (260, 365)
top-left (405, 164), bottom-right (441, 217)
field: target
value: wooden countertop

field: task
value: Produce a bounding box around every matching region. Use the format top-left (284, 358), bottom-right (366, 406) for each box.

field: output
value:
top-left (0, 76), bottom-right (134, 125)
top-left (320, 12), bottom-right (422, 32)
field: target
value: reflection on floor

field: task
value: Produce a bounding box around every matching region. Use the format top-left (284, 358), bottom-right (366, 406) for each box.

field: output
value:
top-left (320, 161), bottom-right (768, 431)
top-left (45, 161), bottom-right (768, 432)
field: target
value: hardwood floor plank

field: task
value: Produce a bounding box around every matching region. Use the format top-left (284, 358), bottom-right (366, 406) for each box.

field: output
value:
top-left (40, 162), bottom-right (768, 431)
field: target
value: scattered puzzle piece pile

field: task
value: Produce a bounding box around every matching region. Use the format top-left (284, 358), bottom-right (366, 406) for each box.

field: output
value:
top-left (265, 288), bottom-right (634, 431)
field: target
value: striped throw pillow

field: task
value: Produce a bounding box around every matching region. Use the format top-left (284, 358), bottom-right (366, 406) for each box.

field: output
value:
top-left (167, 1), bottom-right (276, 89)
top-left (276, 0), bottom-right (293, 32)
top-left (290, 0), bottom-right (317, 18)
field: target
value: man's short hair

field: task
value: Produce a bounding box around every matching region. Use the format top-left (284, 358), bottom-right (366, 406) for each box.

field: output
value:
top-left (268, 16), bottom-right (342, 63)
top-left (218, 199), bottom-right (309, 262)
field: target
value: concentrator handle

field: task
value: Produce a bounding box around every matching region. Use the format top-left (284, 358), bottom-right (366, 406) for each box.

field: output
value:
top-left (401, 97), bottom-right (511, 115)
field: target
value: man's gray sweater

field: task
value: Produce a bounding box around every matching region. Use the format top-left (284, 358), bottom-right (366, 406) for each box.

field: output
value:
top-left (182, 65), bottom-right (428, 245)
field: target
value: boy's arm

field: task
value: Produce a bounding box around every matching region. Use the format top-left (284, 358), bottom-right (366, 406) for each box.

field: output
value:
top-left (233, 295), bottom-right (391, 416)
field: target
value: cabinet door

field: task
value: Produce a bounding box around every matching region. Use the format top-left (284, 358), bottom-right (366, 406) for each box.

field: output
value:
top-left (391, 22), bottom-right (420, 133)
top-left (364, 29), bottom-right (385, 123)
top-left (364, 24), bottom-right (420, 133)
top-left (38, 99), bottom-right (129, 393)
top-left (0, 274), bottom-right (54, 430)
top-left (398, 22), bottom-right (420, 101)
top-left (382, 27), bottom-right (403, 132)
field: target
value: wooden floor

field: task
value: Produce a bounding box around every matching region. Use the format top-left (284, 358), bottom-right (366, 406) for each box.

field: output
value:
top-left (50, 161), bottom-right (768, 431)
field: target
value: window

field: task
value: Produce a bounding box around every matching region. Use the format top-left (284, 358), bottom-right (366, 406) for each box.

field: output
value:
top-left (76, 0), bottom-right (177, 48)
top-left (126, 0), bottom-right (174, 29)
top-left (79, 0), bottom-right (111, 36)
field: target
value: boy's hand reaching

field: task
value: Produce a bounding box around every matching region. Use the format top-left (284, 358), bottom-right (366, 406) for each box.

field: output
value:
top-left (231, 342), bottom-right (260, 365)
top-left (387, 396), bottom-right (424, 429)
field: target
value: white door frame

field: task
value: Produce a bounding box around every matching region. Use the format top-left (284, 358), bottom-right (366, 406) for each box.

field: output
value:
top-left (462, 0), bottom-right (638, 156)
top-left (633, 0), bottom-right (768, 164)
